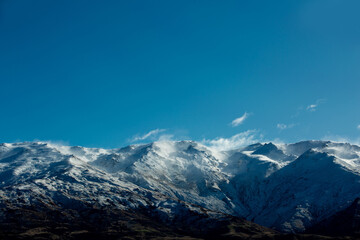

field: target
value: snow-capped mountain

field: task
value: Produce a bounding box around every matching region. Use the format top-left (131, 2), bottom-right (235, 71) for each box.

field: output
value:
top-left (1, 140), bottom-right (360, 235)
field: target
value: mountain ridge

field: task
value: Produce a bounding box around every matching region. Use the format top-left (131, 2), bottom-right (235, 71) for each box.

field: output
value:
top-left (1, 140), bottom-right (360, 237)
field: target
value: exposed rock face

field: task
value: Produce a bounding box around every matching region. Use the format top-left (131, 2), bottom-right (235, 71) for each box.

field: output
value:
top-left (308, 198), bottom-right (360, 236)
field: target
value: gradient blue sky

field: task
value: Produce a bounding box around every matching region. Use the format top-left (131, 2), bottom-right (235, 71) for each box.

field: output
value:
top-left (1, 0), bottom-right (360, 148)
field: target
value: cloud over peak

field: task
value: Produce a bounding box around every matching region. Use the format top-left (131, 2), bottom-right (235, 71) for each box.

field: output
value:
top-left (202, 130), bottom-right (261, 151)
top-left (131, 129), bottom-right (166, 142)
top-left (231, 112), bottom-right (249, 127)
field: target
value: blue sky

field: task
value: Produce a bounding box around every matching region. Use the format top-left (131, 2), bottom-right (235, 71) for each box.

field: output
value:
top-left (1, 0), bottom-right (360, 148)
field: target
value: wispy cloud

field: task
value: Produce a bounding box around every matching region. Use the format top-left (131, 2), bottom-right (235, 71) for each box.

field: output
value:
top-left (306, 99), bottom-right (326, 112)
top-left (357, 125), bottom-right (360, 130)
top-left (130, 129), bottom-right (166, 142)
top-left (34, 139), bottom-right (70, 146)
top-left (202, 130), bottom-right (261, 151)
top-left (306, 104), bottom-right (317, 112)
top-left (157, 134), bottom-right (174, 141)
top-left (231, 112), bottom-right (249, 127)
top-left (322, 134), bottom-right (360, 145)
top-left (276, 123), bottom-right (295, 130)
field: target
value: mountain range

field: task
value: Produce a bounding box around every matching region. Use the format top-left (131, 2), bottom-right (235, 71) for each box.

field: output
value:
top-left (1, 140), bottom-right (360, 239)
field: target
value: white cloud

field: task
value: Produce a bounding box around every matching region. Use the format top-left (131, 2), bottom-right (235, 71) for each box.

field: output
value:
top-left (34, 139), bottom-right (70, 146)
top-left (306, 104), bottom-right (317, 112)
top-left (322, 134), bottom-right (360, 145)
top-left (231, 112), bottom-right (249, 127)
top-left (306, 99), bottom-right (326, 112)
top-left (131, 129), bottom-right (166, 142)
top-left (202, 130), bottom-right (261, 151)
top-left (157, 134), bottom-right (175, 142)
top-left (277, 123), bottom-right (295, 130)
top-left (357, 125), bottom-right (360, 130)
